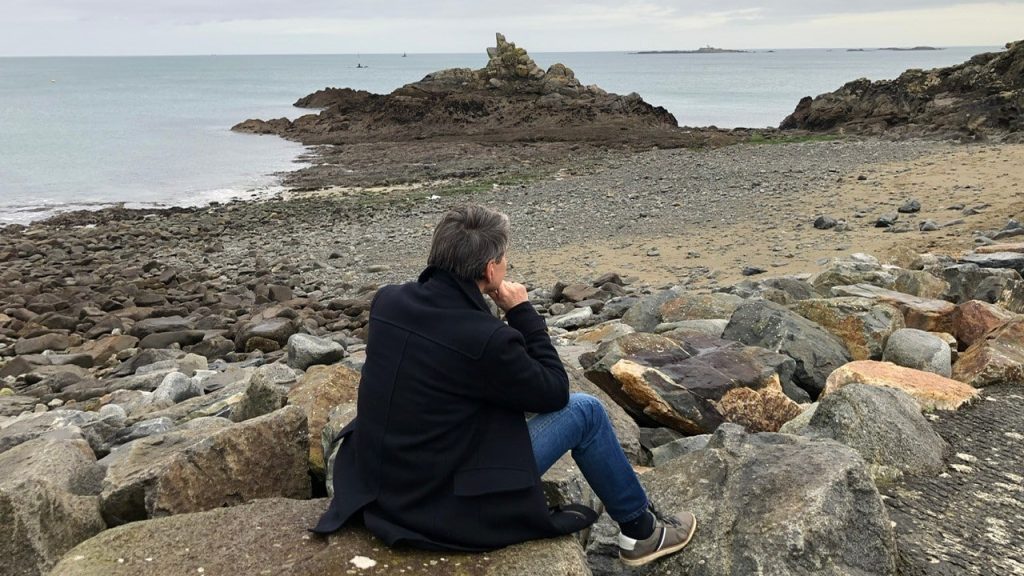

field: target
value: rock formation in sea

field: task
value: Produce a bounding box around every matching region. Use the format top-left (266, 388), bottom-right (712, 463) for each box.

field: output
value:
top-left (232, 33), bottom-right (683, 146)
top-left (780, 40), bottom-right (1024, 141)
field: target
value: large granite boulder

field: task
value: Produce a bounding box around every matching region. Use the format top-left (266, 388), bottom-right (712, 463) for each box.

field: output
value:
top-left (722, 299), bottom-right (851, 398)
top-left (287, 333), bottom-right (346, 371)
top-left (831, 283), bottom-right (957, 333)
top-left (0, 430), bottom-right (106, 576)
top-left (99, 406), bottom-right (310, 525)
top-left (882, 328), bottom-right (952, 377)
top-left (940, 263), bottom-right (1024, 313)
top-left (892, 269), bottom-right (950, 300)
top-left (621, 287), bottom-right (683, 332)
top-left (581, 332), bottom-right (802, 434)
top-left (716, 276), bottom-right (820, 305)
top-left (624, 425), bottom-right (897, 575)
top-left (952, 317), bottom-right (1024, 387)
top-left (801, 383), bottom-right (948, 483)
top-left (51, 498), bottom-right (591, 576)
top-left (287, 364), bottom-right (360, 480)
top-left (810, 254), bottom-right (898, 293)
top-left (961, 251), bottom-right (1024, 275)
top-left (657, 292), bottom-right (743, 323)
top-left (234, 317), bottom-right (298, 352)
top-left (824, 360), bottom-right (978, 410)
top-left (789, 297), bottom-right (904, 360)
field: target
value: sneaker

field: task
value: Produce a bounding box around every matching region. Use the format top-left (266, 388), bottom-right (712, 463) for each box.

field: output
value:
top-left (617, 506), bottom-right (697, 567)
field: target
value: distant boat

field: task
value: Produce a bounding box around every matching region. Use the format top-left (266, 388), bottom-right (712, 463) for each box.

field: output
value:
top-left (402, 52), bottom-right (407, 57)
top-left (356, 63), bottom-right (367, 69)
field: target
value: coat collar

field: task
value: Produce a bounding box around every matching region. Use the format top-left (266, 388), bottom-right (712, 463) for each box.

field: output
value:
top-left (417, 266), bottom-right (492, 314)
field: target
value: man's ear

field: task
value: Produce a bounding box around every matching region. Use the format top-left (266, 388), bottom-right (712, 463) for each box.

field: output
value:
top-left (481, 259), bottom-right (494, 286)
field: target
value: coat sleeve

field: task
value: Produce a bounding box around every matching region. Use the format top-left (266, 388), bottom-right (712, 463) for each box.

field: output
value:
top-left (474, 302), bottom-right (570, 414)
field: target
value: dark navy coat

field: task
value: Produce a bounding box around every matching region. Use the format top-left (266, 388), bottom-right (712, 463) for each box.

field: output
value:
top-left (312, 266), bottom-right (597, 550)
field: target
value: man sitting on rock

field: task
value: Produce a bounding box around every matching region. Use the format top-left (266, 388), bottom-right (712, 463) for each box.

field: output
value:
top-left (312, 204), bottom-right (696, 566)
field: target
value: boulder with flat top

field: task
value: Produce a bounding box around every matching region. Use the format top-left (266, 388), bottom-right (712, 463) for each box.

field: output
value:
top-left (50, 498), bottom-right (592, 576)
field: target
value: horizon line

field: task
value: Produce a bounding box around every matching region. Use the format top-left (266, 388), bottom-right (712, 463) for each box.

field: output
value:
top-left (0, 42), bottom-right (1005, 59)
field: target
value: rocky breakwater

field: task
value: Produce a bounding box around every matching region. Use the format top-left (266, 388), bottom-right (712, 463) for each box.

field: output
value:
top-left (781, 40), bottom-right (1024, 141)
top-left (4, 204), bottom-right (1024, 575)
top-left (233, 33), bottom-right (702, 149)
top-left (542, 250), bottom-right (1022, 574)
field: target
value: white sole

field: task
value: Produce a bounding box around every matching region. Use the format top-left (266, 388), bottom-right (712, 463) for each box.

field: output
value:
top-left (619, 516), bottom-right (697, 567)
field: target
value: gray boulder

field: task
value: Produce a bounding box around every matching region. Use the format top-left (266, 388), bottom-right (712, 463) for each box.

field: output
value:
top-left (548, 306), bottom-right (595, 330)
top-left (624, 424), bottom-right (897, 576)
top-left (939, 263), bottom-right (1024, 313)
top-left (621, 287), bottom-right (683, 332)
top-left (287, 333), bottom-right (346, 370)
top-left (51, 498), bottom-right (591, 576)
top-left (99, 406), bottom-right (310, 525)
top-left (128, 316), bottom-right (193, 339)
top-left (778, 403), bottom-right (818, 435)
top-left (0, 429), bottom-right (106, 576)
top-left (722, 299), bottom-right (851, 398)
top-left (234, 317), bottom-right (298, 352)
top-left (650, 434), bottom-right (710, 466)
top-left (150, 372), bottom-right (202, 404)
top-left (882, 328), bottom-right (952, 377)
top-left (802, 383), bottom-right (948, 483)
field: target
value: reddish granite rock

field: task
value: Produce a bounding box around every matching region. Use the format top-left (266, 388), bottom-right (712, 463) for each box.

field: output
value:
top-left (951, 300), bottom-right (1020, 349)
top-left (952, 317), bottom-right (1024, 387)
top-left (823, 360), bottom-right (978, 411)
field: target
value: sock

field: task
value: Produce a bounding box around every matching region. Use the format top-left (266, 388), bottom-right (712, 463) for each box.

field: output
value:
top-left (619, 510), bottom-right (655, 541)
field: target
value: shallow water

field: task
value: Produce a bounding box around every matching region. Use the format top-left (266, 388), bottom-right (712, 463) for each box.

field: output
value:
top-left (0, 46), bottom-right (997, 225)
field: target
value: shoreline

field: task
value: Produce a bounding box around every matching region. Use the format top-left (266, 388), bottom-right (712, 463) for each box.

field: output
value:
top-left (3, 137), bottom-right (1020, 298)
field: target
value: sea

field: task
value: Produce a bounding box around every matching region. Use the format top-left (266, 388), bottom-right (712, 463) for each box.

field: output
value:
top-left (0, 46), bottom-right (999, 226)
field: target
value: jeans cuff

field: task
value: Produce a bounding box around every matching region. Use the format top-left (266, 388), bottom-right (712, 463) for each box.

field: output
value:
top-left (614, 499), bottom-right (651, 524)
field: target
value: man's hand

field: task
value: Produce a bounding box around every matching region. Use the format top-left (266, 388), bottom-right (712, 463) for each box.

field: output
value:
top-left (487, 280), bottom-right (529, 312)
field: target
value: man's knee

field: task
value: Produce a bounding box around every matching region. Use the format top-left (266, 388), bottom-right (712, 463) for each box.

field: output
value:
top-left (569, 393), bottom-right (608, 427)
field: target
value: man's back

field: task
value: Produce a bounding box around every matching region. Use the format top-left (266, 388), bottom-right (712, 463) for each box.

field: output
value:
top-left (313, 267), bottom-right (588, 551)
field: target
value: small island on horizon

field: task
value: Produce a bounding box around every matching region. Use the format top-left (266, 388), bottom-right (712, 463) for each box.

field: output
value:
top-left (634, 45), bottom-right (749, 54)
top-left (847, 46), bottom-right (943, 52)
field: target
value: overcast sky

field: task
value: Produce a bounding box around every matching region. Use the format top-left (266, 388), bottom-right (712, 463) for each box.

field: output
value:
top-left (1, 1), bottom-right (1021, 56)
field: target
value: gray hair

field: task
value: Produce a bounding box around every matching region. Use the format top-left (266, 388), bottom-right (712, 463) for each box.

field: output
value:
top-left (428, 205), bottom-right (510, 282)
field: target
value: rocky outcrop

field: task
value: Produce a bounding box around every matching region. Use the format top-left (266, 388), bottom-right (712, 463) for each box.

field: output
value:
top-left (50, 498), bottom-right (592, 576)
top-left (233, 33), bottom-right (683, 147)
top-left (781, 40), bottom-right (1024, 141)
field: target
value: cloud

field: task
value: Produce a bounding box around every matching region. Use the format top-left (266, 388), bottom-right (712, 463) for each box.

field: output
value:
top-left (16, 0), bottom-right (1012, 24)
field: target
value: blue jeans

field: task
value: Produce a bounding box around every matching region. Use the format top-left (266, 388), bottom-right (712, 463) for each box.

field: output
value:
top-left (528, 393), bottom-right (649, 523)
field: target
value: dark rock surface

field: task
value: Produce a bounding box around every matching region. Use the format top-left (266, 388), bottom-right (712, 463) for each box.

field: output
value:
top-left (882, 385), bottom-right (1024, 576)
top-left (722, 299), bottom-right (851, 398)
top-left (781, 40), bottom-right (1024, 141)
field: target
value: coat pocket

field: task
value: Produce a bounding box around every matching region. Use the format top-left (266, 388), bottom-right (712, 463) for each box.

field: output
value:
top-left (453, 467), bottom-right (536, 497)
